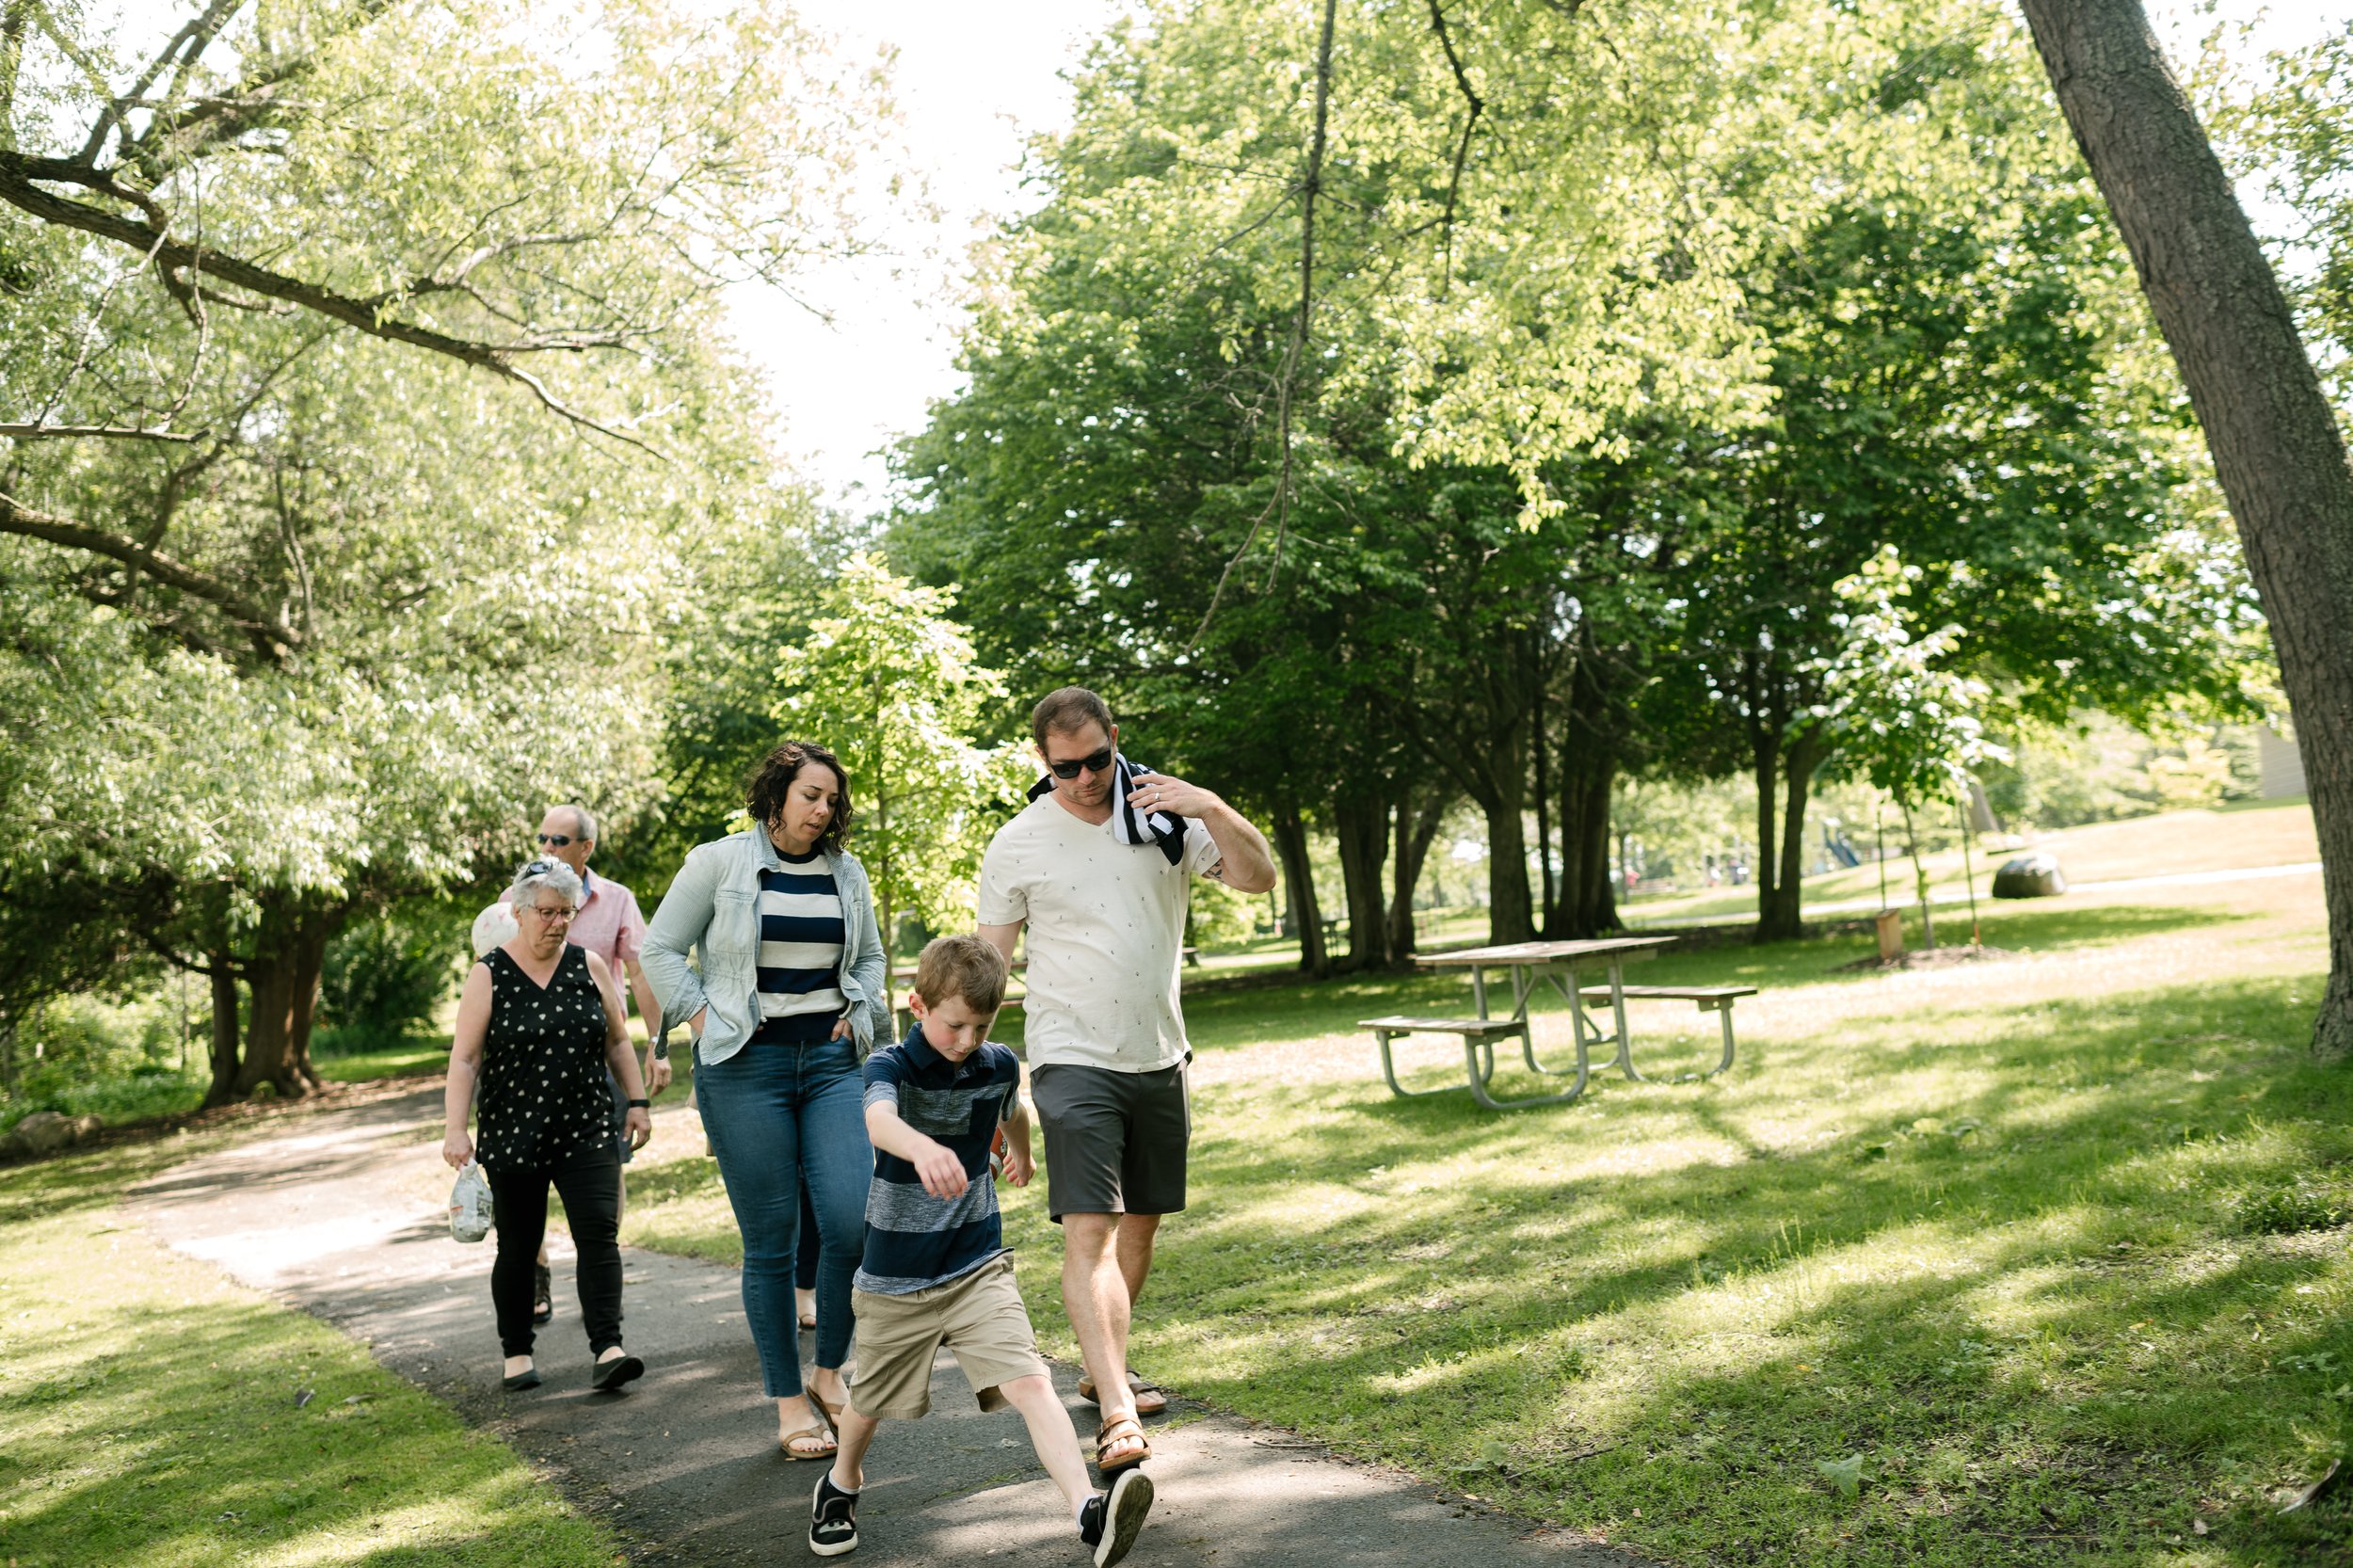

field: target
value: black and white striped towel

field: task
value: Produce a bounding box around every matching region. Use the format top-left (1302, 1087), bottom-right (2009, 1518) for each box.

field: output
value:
top-left (1027, 753), bottom-right (1186, 865)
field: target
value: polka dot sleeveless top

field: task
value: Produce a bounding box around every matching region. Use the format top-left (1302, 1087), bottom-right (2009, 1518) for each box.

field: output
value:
top-left (476, 944), bottom-right (613, 1173)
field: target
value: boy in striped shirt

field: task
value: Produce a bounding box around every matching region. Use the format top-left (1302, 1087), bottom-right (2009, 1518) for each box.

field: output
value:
top-left (810, 935), bottom-right (1155, 1566)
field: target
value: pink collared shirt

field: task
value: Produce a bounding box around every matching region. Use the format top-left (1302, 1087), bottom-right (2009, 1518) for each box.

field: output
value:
top-left (567, 867), bottom-right (648, 976)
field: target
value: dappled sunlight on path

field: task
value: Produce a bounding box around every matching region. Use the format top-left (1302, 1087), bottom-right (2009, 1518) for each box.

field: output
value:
top-left (125, 1086), bottom-right (1646, 1567)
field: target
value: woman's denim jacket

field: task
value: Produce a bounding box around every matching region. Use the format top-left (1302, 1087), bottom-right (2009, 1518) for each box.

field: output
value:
top-left (641, 830), bottom-right (889, 1066)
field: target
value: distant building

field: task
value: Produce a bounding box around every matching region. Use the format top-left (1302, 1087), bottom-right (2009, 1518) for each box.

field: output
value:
top-left (2259, 727), bottom-right (2308, 800)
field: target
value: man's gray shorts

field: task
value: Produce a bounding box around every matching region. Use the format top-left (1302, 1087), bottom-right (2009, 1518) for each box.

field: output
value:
top-left (1028, 1057), bottom-right (1191, 1221)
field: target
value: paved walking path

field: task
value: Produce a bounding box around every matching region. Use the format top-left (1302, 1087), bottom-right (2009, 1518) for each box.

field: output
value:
top-left (128, 1087), bottom-right (1639, 1568)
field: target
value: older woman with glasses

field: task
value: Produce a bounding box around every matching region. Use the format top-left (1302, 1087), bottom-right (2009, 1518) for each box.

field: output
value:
top-left (443, 858), bottom-right (653, 1393)
top-left (643, 740), bottom-right (888, 1461)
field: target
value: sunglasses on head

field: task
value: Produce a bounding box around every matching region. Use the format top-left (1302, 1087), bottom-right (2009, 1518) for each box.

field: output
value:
top-left (536, 832), bottom-right (576, 847)
top-left (1048, 745), bottom-right (1115, 780)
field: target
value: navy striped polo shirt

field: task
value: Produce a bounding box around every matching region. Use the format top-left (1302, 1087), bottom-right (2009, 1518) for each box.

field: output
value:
top-left (758, 847), bottom-right (845, 1025)
top-left (856, 1023), bottom-right (1021, 1294)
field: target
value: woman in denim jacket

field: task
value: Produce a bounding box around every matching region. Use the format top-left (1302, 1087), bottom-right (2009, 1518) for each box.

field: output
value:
top-left (643, 740), bottom-right (889, 1460)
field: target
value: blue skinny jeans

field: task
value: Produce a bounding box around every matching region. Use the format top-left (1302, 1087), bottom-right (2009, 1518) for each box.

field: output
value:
top-left (694, 1032), bottom-right (871, 1396)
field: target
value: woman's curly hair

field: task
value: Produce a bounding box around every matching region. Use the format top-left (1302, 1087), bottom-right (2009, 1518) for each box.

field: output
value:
top-left (745, 740), bottom-right (854, 854)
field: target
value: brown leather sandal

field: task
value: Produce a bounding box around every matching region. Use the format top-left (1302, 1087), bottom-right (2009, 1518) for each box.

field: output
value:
top-left (1078, 1368), bottom-right (1170, 1417)
top-left (1095, 1412), bottom-right (1151, 1475)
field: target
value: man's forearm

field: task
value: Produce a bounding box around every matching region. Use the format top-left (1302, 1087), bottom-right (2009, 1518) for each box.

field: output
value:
top-left (1202, 799), bottom-right (1278, 893)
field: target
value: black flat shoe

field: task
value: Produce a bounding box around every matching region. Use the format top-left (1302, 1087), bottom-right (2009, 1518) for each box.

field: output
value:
top-left (503, 1367), bottom-right (542, 1392)
top-left (591, 1352), bottom-right (644, 1392)
top-left (532, 1264), bottom-right (553, 1324)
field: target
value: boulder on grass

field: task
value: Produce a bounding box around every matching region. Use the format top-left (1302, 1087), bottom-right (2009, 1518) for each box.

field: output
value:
top-left (70, 1113), bottom-right (103, 1143)
top-left (1993, 853), bottom-right (2066, 899)
top-left (5, 1111), bottom-right (80, 1157)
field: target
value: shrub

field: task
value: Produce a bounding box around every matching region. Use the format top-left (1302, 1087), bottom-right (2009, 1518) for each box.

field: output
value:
top-left (318, 906), bottom-right (458, 1049)
top-left (0, 993), bottom-right (200, 1134)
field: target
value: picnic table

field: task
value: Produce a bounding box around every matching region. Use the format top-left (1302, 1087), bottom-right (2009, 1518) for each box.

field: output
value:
top-left (1362, 935), bottom-right (1709, 1110)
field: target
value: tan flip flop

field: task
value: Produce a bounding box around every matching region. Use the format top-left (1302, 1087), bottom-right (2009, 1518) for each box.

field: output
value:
top-left (779, 1418), bottom-right (837, 1461)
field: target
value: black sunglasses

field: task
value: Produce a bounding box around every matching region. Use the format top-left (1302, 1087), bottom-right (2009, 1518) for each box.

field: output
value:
top-left (1047, 745), bottom-right (1115, 780)
top-left (536, 832), bottom-right (576, 847)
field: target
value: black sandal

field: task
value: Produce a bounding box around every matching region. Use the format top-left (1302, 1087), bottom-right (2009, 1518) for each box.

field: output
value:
top-left (591, 1352), bottom-right (644, 1392)
top-left (532, 1264), bottom-right (553, 1324)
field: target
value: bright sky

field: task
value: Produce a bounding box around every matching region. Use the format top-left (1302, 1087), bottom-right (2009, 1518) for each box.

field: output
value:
top-left (725, 0), bottom-right (1121, 515)
top-left (737, 1), bottom-right (2350, 514)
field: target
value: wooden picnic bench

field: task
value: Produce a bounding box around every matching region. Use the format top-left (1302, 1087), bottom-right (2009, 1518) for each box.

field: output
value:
top-left (1575, 984), bottom-right (1756, 1079)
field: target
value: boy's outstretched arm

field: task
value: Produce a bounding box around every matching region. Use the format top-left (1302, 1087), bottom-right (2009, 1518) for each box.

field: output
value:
top-left (999, 1079), bottom-right (1036, 1188)
top-left (867, 1100), bottom-right (968, 1200)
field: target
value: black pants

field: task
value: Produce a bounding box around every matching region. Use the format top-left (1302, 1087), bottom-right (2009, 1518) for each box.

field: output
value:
top-left (488, 1137), bottom-right (624, 1358)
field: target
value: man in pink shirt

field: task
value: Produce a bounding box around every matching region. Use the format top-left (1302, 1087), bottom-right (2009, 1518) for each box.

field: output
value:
top-left (522, 803), bottom-right (671, 1322)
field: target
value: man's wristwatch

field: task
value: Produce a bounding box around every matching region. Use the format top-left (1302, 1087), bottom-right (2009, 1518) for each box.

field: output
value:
top-left (650, 1037), bottom-right (670, 1061)
top-left (627, 1098), bottom-right (650, 1109)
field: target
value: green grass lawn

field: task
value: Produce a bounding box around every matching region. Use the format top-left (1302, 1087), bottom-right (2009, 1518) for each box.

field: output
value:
top-left (0, 1131), bottom-right (624, 1568)
top-left (1621, 797), bottom-right (2319, 928)
top-left (620, 870), bottom-right (2353, 1565)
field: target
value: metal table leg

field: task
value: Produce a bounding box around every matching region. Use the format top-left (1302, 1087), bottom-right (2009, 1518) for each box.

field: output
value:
top-left (1467, 1014), bottom-right (1588, 1111)
top-left (1511, 966), bottom-right (1576, 1077)
top-left (1607, 959), bottom-right (1644, 1080)
top-left (1705, 1000), bottom-right (1737, 1078)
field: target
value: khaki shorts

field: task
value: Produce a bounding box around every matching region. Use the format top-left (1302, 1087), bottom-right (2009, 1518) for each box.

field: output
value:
top-left (848, 1255), bottom-right (1049, 1420)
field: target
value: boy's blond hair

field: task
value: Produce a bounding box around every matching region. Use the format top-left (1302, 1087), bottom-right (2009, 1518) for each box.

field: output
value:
top-left (911, 933), bottom-right (1008, 1016)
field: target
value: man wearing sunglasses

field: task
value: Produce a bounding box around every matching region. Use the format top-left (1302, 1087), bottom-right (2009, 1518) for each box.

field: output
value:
top-left (975, 687), bottom-right (1275, 1477)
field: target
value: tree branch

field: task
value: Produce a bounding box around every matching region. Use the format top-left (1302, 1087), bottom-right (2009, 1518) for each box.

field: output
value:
top-left (1427, 0), bottom-right (1485, 294)
top-left (79, 0), bottom-right (242, 168)
top-left (0, 488), bottom-right (300, 656)
top-left (0, 423), bottom-right (197, 441)
top-left (0, 155), bottom-right (662, 456)
top-left (1188, 0), bottom-right (1337, 649)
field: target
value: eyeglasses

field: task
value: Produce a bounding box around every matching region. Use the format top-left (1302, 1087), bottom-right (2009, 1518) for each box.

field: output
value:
top-left (1047, 745), bottom-right (1115, 780)
top-left (536, 833), bottom-right (576, 847)
top-left (526, 904), bottom-right (577, 922)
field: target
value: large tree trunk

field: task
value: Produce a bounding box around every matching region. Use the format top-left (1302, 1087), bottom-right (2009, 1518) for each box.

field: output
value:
top-left (2020, 0), bottom-right (2353, 1059)
top-left (1549, 746), bottom-right (1621, 938)
top-left (1272, 807), bottom-right (1330, 977)
top-left (1753, 732), bottom-right (1821, 943)
top-left (1332, 796), bottom-right (1391, 971)
top-left (1481, 793), bottom-right (1536, 944)
top-left (1753, 736), bottom-right (1785, 941)
top-left (205, 955), bottom-right (240, 1102)
top-left (1531, 686), bottom-right (1557, 929)
top-left (1386, 788), bottom-right (1448, 960)
top-left (223, 898), bottom-right (331, 1102)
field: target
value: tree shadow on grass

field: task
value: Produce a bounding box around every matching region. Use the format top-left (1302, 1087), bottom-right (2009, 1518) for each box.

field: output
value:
top-left (1129, 970), bottom-right (2353, 1563)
